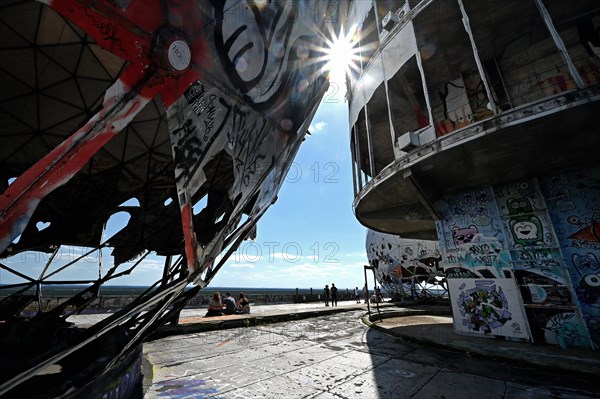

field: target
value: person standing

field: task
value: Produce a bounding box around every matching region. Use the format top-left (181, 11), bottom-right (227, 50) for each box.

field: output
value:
top-left (324, 284), bottom-right (330, 306)
top-left (363, 284), bottom-right (369, 303)
top-left (411, 276), bottom-right (418, 300)
top-left (354, 287), bottom-right (360, 303)
top-left (331, 283), bottom-right (338, 306)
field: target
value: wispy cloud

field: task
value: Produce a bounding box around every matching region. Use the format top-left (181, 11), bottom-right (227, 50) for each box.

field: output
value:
top-left (271, 252), bottom-right (288, 260)
top-left (344, 251), bottom-right (367, 258)
top-left (228, 263), bottom-right (256, 269)
top-left (309, 121), bottom-right (328, 133)
top-left (137, 259), bottom-right (163, 272)
top-left (276, 261), bottom-right (351, 276)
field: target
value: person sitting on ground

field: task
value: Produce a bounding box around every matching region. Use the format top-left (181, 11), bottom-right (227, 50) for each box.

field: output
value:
top-left (222, 292), bottom-right (236, 315)
top-left (205, 292), bottom-right (224, 317)
top-left (235, 293), bottom-right (251, 314)
top-left (370, 293), bottom-right (379, 304)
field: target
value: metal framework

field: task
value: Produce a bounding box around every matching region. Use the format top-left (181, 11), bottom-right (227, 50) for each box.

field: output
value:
top-left (0, 1), bottom-right (341, 396)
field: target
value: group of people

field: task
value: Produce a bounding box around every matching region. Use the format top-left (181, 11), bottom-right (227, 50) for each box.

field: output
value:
top-left (323, 283), bottom-right (338, 306)
top-left (323, 284), bottom-right (386, 306)
top-left (371, 287), bottom-right (384, 303)
top-left (205, 292), bottom-right (251, 317)
top-left (354, 285), bottom-right (385, 304)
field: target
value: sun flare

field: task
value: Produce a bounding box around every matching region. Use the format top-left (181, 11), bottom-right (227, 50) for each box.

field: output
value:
top-left (324, 26), bottom-right (360, 83)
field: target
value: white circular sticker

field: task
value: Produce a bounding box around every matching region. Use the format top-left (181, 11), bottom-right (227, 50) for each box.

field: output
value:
top-left (168, 40), bottom-right (191, 71)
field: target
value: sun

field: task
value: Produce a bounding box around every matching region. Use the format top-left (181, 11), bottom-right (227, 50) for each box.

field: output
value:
top-left (324, 26), bottom-right (360, 83)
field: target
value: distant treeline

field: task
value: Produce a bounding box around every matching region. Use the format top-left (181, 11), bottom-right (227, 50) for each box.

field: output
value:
top-left (0, 285), bottom-right (356, 297)
top-left (0, 285), bottom-right (361, 311)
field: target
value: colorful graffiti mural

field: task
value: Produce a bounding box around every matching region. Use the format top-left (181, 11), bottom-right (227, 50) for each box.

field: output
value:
top-left (435, 187), bottom-right (512, 282)
top-left (436, 173), bottom-right (598, 348)
top-left (448, 279), bottom-right (529, 339)
top-left (155, 378), bottom-right (222, 399)
top-left (540, 168), bottom-right (600, 349)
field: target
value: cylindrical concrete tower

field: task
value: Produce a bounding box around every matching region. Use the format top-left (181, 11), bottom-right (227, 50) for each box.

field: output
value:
top-left (346, 0), bottom-right (600, 349)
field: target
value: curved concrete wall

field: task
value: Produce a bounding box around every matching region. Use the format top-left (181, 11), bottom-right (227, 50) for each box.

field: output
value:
top-left (349, 0), bottom-right (600, 351)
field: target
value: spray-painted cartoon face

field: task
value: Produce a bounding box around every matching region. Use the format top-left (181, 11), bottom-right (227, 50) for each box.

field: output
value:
top-left (514, 221), bottom-right (538, 239)
top-left (509, 216), bottom-right (543, 246)
top-left (572, 253), bottom-right (600, 272)
top-left (452, 226), bottom-right (478, 246)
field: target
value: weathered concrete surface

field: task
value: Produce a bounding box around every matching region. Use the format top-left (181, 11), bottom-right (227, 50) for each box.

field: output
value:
top-left (142, 308), bottom-right (599, 398)
top-left (368, 314), bottom-right (600, 379)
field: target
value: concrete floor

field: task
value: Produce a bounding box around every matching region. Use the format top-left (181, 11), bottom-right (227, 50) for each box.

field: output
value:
top-left (141, 306), bottom-right (599, 398)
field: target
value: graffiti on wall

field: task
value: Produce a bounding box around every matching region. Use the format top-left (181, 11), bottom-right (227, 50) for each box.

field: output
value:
top-left (568, 219), bottom-right (600, 249)
top-left (540, 167), bottom-right (600, 349)
top-left (494, 181), bottom-right (556, 249)
top-left (514, 269), bottom-right (572, 306)
top-left (437, 177), bottom-right (600, 346)
top-left (575, 254), bottom-right (600, 305)
top-left (212, 0), bottom-right (328, 129)
top-left (167, 76), bottom-right (297, 269)
top-left (366, 229), bottom-right (443, 298)
top-left (441, 241), bottom-right (512, 279)
top-left (436, 187), bottom-right (525, 341)
top-left (168, 80), bottom-right (283, 200)
top-left (493, 178), bottom-right (592, 347)
top-left (160, 0), bottom-right (334, 273)
top-left (510, 246), bottom-right (573, 311)
top-left (448, 279), bottom-right (530, 339)
top-left (435, 187), bottom-right (512, 279)
top-left (525, 308), bottom-right (590, 348)
top-left (503, 211), bottom-right (555, 249)
top-left (435, 187), bottom-right (506, 250)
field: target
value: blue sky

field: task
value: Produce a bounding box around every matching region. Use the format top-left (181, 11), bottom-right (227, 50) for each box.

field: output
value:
top-left (211, 79), bottom-right (368, 290)
top-left (0, 69), bottom-right (370, 290)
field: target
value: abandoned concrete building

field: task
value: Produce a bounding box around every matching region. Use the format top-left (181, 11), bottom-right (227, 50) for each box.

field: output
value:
top-left (347, 0), bottom-right (600, 348)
